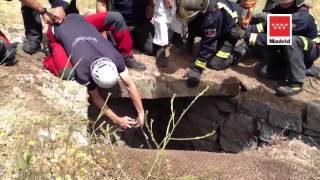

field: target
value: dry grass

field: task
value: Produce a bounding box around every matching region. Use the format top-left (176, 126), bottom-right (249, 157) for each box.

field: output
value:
top-left (243, 134), bottom-right (320, 179)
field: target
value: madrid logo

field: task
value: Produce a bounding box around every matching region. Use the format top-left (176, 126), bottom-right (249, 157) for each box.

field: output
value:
top-left (267, 14), bottom-right (292, 45)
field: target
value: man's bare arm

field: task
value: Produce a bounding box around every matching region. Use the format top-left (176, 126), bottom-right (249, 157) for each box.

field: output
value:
top-left (119, 68), bottom-right (145, 125)
top-left (88, 87), bottom-right (137, 128)
top-left (19, 0), bottom-right (43, 13)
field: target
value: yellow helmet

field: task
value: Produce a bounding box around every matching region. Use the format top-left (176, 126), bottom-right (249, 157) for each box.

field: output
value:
top-left (176, 0), bottom-right (209, 23)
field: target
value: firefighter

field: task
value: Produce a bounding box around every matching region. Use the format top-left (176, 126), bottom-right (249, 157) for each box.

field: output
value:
top-left (176, 0), bottom-right (246, 87)
top-left (230, 0), bottom-right (320, 96)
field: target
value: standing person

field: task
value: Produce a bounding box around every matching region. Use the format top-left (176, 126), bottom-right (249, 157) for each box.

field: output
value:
top-left (153, 0), bottom-right (184, 67)
top-left (51, 14), bottom-right (145, 128)
top-left (96, 0), bottom-right (155, 56)
top-left (19, 0), bottom-right (78, 54)
top-left (230, 0), bottom-right (320, 96)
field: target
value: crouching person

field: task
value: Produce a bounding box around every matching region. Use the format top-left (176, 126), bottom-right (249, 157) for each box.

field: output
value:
top-left (44, 14), bottom-right (145, 128)
top-left (229, 0), bottom-right (320, 96)
top-left (176, 0), bottom-right (246, 87)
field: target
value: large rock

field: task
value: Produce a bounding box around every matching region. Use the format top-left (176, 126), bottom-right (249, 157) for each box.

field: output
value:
top-left (304, 128), bottom-right (320, 139)
top-left (220, 127), bottom-right (258, 153)
top-left (305, 101), bottom-right (320, 133)
top-left (187, 97), bottom-right (226, 125)
top-left (237, 100), bottom-right (269, 120)
top-left (268, 106), bottom-right (302, 132)
top-left (223, 113), bottom-right (256, 133)
top-left (259, 123), bottom-right (284, 142)
top-left (220, 113), bottom-right (258, 153)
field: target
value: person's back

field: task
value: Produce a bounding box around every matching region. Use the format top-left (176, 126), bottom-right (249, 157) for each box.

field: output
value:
top-left (53, 14), bottom-right (125, 85)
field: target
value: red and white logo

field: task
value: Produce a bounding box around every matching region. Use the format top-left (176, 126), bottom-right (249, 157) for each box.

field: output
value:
top-left (267, 14), bottom-right (292, 45)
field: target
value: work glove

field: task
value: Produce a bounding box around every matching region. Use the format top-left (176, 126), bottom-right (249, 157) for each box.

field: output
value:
top-left (207, 56), bottom-right (233, 70)
top-left (230, 26), bottom-right (247, 40)
top-left (187, 67), bottom-right (202, 87)
top-left (253, 12), bottom-right (267, 24)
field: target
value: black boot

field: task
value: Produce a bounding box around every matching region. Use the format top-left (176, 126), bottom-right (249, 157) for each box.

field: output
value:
top-left (274, 82), bottom-right (303, 96)
top-left (187, 67), bottom-right (202, 87)
top-left (154, 44), bottom-right (167, 67)
top-left (21, 5), bottom-right (42, 54)
top-left (22, 41), bottom-right (41, 55)
top-left (125, 56), bottom-right (147, 71)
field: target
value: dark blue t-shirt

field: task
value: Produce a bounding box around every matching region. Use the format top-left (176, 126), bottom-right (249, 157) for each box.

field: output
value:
top-left (53, 14), bottom-right (126, 89)
top-left (112, 0), bottom-right (148, 25)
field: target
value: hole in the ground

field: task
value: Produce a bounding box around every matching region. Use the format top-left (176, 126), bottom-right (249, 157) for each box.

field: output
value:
top-left (87, 96), bottom-right (258, 153)
top-left (87, 95), bottom-right (320, 153)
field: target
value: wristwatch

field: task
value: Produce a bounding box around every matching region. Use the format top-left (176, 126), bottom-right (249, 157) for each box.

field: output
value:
top-left (40, 8), bottom-right (47, 16)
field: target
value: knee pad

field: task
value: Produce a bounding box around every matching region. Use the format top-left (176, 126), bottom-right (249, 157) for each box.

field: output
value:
top-left (105, 11), bottom-right (126, 31)
top-left (232, 41), bottom-right (248, 64)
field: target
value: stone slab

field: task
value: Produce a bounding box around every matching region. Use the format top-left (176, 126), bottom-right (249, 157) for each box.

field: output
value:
top-left (259, 123), bottom-right (284, 142)
top-left (237, 100), bottom-right (269, 120)
top-left (268, 106), bottom-right (302, 132)
top-left (113, 49), bottom-right (242, 99)
top-left (220, 127), bottom-right (258, 153)
top-left (223, 113), bottom-right (256, 133)
top-left (305, 101), bottom-right (320, 133)
top-left (303, 128), bottom-right (320, 139)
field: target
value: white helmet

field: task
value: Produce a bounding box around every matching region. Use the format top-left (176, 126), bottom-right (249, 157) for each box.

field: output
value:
top-left (90, 57), bottom-right (119, 89)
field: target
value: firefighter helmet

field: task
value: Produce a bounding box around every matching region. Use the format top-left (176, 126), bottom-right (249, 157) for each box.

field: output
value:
top-left (176, 0), bottom-right (209, 23)
top-left (297, 0), bottom-right (311, 7)
top-left (295, 0), bottom-right (305, 7)
top-left (277, 0), bottom-right (307, 7)
top-left (176, 0), bottom-right (209, 11)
